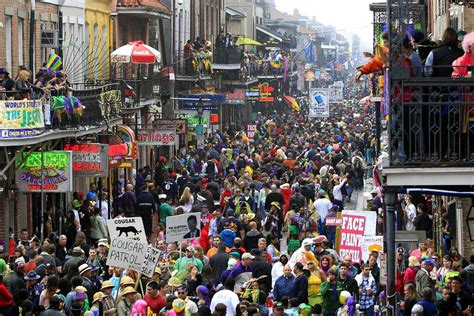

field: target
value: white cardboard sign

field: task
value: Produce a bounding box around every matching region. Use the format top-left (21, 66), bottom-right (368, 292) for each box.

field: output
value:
top-left (107, 217), bottom-right (147, 241)
top-left (106, 238), bottom-right (148, 271)
top-left (166, 213), bottom-right (201, 243)
top-left (141, 247), bottom-right (162, 277)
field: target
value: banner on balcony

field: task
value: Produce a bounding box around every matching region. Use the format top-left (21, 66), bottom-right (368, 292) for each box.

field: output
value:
top-left (308, 88), bottom-right (329, 118)
top-left (339, 210), bottom-right (377, 263)
top-left (137, 129), bottom-right (177, 146)
top-left (16, 151), bottom-right (73, 193)
top-left (64, 143), bottom-right (109, 177)
top-left (0, 100), bottom-right (45, 139)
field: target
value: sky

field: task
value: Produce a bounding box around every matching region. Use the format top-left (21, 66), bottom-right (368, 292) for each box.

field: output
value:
top-left (275, 0), bottom-right (374, 50)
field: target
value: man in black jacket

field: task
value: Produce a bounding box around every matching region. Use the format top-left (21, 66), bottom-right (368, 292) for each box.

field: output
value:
top-left (78, 264), bottom-right (96, 303)
top-left (250, 249), bottom-right (272, 292)
top-left (209, 242), bottom-right (230, 286)
top-left (337, 263), bottom-right (359, 300)
top-left (137, 183), bottom-right (157, 239)
top-left (292, 262), bottom-right (309, 305)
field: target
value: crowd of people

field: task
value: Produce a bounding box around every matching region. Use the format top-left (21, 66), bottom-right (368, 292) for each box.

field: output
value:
top-left (1, 63), bottom-right (473, 316)
top-left (0, 65), bottom-right (70, 101)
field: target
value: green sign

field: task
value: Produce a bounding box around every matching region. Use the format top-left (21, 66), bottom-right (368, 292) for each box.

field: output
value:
top-left (187, 117), bottom-right (208, 127)
top-left (16, 151), bottom-right (73, 193)
top-left (196, 124), bottom-right (204, 136)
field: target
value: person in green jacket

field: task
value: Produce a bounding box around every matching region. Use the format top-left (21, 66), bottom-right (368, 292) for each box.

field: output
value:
top-left (320, 269), bottom-right (343, 315)
top-left (159, 195), bottom-right (174, 226)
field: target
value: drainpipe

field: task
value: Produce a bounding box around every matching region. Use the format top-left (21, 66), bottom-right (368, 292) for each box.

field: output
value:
top-left (29, 0), bottom-right (36, 71)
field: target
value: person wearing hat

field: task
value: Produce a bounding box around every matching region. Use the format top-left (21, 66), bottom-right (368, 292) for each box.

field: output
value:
top-left (320, 268), bottom-right (343, 314)
top-left (63, 247), bottom-right (84, 276)
top-left (72, 286), bottom-right (89, 313)
top-left (4, 257), bottom-right (26, 305)
top-left (176, 286), bottom-right (198, 315)
top-left (229, 252), bottom-right (254, 292)
top-left (25, 270), bottom-right (43, 305)
top-left (416, 259), bottom-right (436, 300)
top-left (78, 264), bottom-right (96, 303)
top-left (273, 301), bottom-right (285, 316)
top-left (117, 286), bottom-right (137, 316)
top-left (89, 291), bottom-right (105, 313)
top-left (100, 280), bottom-right (117, 315)
top-left (173, 245), bottom-right (203, 273)
top-left (0, 67), bottom-right (15, 99)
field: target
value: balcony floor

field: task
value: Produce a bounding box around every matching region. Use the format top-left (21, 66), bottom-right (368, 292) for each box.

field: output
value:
top-left (383, 166), bottom-right (474, 187)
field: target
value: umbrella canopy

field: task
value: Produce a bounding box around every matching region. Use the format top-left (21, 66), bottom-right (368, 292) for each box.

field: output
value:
top-left (235, 37), bottom-right (263, 46)
top-left (111, 41), bottom-right (161, 64)
top-left (284, 95), bottom-right (301, 112)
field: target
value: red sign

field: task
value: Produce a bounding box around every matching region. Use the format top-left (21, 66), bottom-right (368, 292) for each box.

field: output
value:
top-left (109, 144), bottom-right (128, 156)
top-left (258, 82), bottom-right (275, 102)
top-left (64, 143), bottom-right (100, 153)
top-left (339, 214), bottom-right (366, 263)
top-left (210, 114), bottom-right (219, 124)
top-left (325, 217), bottom-right (343, 226)
top-left (65, 143), bottom-right (109, 177)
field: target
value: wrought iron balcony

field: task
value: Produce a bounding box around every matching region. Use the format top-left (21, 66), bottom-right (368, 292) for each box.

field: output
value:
top-left (388, 77), bottom-right (474, 167)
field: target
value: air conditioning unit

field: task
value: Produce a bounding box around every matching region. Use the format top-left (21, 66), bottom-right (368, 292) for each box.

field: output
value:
top-left (41, 30), bottom-right (59, 48)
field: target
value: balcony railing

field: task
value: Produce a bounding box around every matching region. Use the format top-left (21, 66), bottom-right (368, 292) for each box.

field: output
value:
top-left (389, 77), bottom-right (474, 167)
top-left (175, 51), bottom-right (213, 77)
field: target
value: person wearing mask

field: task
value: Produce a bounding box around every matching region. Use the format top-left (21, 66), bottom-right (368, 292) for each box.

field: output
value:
top-left (292, 262), bottom-right (309, 305)
top-left (355, 264), bottom-right (377, 316)
top-left (273, 265), bottom-right (295, 302)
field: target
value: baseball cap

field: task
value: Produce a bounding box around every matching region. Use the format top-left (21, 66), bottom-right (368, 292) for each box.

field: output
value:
top-left (242, 253), bottom-right (255, 260)
top-left (15, 257), bottom-right (25, 268)
top-left (396, 247), bottom-right (405, 254)
top-left (250, 249), bottom-right (261, 257)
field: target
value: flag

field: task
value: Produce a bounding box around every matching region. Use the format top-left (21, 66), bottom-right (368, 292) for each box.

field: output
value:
top-left (304, 42), bottom-right (315, 64)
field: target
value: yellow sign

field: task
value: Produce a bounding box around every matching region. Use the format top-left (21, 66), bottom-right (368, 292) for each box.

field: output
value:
top-left (0, 100), bottom-right (45, 139)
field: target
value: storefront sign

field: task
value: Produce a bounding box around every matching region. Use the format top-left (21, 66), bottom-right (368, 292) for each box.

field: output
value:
top-left (64, 143), bottom-right (109, 177)
top-left (16, 151), bottom-right (73, 192)
top-left (137, 129), bottom-right (177, 146)
top-left (309, 88), bottom-right (329, 118)
top-left (304, 70), bottom-right (316, 82)
top-left (245, 87), bottom-right (260, 101)
top-left (154, 119), bottom-right (186, 134)
top-left (226, 89), bottom-right (246, 105)
top-left (0, 100), bottom-right (45, 139)
top-left (210, 114), bottom-right (219, 124)
top-left (187, 117), bottom-right (208, 127)
top-left (258, 82), bottom-right (275, 102)
top-left (339, 210), bottom-right (377, 263)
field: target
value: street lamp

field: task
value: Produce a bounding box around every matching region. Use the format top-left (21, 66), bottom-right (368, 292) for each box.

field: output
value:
top-left (466, 204), bottom-right (474, 241)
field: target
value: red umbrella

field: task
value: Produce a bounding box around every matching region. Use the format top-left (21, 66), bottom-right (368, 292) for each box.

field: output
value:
top-left (111, 40), bottom-right (161, 64)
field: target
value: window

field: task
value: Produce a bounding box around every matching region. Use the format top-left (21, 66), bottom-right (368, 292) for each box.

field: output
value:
top-left (18, 18), bottom-right (24, 66)
top-left (5, 16), bottom-right (12, 73)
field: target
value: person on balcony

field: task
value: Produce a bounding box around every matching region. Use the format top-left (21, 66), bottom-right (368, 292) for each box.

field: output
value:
top-left (424, 27), bottom-right (463, 77)
top-left (0, 68), bottom-right (15, 100)
top-left (184, 40), bottom-right (194, 75)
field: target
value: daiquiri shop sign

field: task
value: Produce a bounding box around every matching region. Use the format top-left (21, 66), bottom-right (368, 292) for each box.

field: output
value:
top-left (16, 151), bottom-right (73, 192)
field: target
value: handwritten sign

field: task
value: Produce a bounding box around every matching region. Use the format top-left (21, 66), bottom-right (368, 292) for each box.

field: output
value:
top-left (106, 238), bottom-right (148, 271)
top-left (0, 100), bottom-right (45, 138)
top-left (247, 124), bottom-right (257, 141)
top-left (141, 247), bottom-right (162, 277)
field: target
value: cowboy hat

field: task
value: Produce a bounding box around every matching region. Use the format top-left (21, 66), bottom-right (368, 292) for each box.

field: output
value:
top-left (78, 264), bottom-right (91, 275)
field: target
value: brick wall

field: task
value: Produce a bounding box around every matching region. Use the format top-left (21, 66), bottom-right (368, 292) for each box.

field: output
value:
top-left (460, 198), bottom-right (473, 258)
top-left (0, 1), bottom-right (58, 75)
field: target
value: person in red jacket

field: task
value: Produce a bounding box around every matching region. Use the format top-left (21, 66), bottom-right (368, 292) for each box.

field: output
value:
top-left (0, 275), bottom-right (14, 315)
top-left (403, 256), bottom-right (420, 285)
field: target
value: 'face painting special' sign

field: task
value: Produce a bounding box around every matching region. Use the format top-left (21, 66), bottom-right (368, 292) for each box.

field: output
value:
top-left (339, 210), bottom-right (377, 263)
top-left (0, 100), bottom-right (45, 139)
top-left (64, 143), bottom-right (109, 177)
top-left (16, 151), bottom-right (73, 192)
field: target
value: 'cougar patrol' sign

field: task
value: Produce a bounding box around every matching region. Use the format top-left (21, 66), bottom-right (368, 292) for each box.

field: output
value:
top-left (107, 217), bottom-right (147, 242)
top-left (106, 238), bottom-right (148, 271)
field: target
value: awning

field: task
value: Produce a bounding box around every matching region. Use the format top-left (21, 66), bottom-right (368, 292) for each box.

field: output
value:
top-left (256, 25), bottom-right (282, 42)
top-left (226, 7), bottom-right (246, 18)
top-left (212, 63), bottom-right (241, 70)
top-left (405, 188), bottom-right (474, 198)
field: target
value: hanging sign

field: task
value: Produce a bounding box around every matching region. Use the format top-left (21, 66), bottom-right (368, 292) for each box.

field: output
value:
top-left (16, 151), bottom-right (73, 192)
top-left (137, 129), bottom-right (177, 146)
top-left (64, 143), bottom-right (109, 177)
top-left (0, 100), bottom-right (45, 139)
top-left (309, 88), bottom-right (329, 118)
